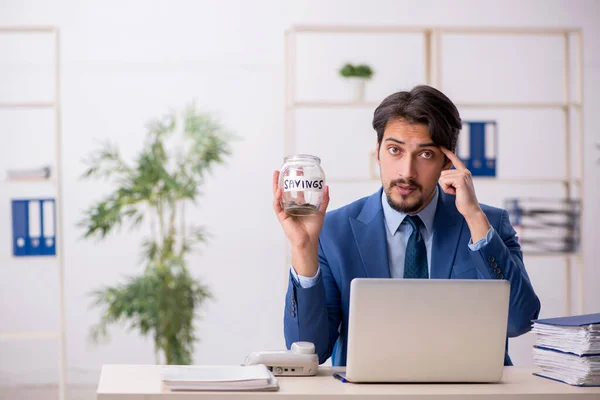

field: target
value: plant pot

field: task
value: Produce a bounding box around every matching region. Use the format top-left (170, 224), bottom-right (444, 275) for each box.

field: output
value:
top-left (347, 77), bottom-right (367, 102)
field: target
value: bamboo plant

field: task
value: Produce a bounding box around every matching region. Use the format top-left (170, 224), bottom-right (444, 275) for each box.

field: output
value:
top-left (79, 104), bottom-right (233, 364)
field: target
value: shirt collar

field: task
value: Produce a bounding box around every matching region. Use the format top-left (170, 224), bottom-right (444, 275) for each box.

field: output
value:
top-left (381, 186), bottom-right (439, 236)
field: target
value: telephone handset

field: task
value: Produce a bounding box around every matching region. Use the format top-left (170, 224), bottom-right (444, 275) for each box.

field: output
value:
top-left (244, 341), bottom-right (318, 376)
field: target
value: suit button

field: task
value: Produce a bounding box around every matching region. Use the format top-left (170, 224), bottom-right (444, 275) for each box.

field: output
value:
top-left (494, 267), bottom-right (501, 274)
top-left (498, 274), bottom-right (504, 279)
top-left (491, 262), bottom-right (498, 268)
top-left (488, 256), bottom-right (495, 262)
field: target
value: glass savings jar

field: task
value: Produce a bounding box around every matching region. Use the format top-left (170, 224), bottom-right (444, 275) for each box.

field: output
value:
top-left (279, 154), bottom-right (325, 216)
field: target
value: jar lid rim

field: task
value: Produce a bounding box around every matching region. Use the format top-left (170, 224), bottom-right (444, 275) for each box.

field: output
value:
top-left (284, 154), bottom-right (321, 163)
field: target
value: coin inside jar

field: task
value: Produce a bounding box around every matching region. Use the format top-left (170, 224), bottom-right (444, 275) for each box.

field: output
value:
top-left (283, 202), bottom-right (319, 216)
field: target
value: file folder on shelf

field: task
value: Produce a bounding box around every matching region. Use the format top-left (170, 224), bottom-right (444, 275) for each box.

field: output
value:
top-left (457, 121), bottom-right (497, 177)
top-left (11, 198), bottom-right (56, 257)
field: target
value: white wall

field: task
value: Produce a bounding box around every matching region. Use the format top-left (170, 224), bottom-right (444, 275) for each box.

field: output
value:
top-left (0, 0), bottom-right (598, 386)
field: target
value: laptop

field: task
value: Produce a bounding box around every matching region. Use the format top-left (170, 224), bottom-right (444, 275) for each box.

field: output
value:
top-left (339, 278), bottom-right (510, 383)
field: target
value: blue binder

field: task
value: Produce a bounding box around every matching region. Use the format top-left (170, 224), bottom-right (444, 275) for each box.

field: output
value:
top-left (533, 346), bottom-right (600, 358)
top-left (458, 121), bottom-right (497, 177)
top-left (534, 373), bottom-right (600, 387)
top-left (533, 313), bottom-right (600, 327)
top-left (11, 198), bottom-right (57, 257)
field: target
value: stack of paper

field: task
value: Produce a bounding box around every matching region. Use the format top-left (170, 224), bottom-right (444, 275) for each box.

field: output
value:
top-left (6, 166), bottom-right (51, 180)
top-left (532, 313), bottom-right (600, 386)
top-left (161, 364), bottom-right (279, 391)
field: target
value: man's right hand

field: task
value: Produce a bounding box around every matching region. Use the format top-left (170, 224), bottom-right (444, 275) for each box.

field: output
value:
top-left (272, 170), bottom-right (330, 277)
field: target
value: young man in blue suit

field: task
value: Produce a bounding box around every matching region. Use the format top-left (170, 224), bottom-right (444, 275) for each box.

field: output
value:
top-left (273, 85), bottom-right (541, 367)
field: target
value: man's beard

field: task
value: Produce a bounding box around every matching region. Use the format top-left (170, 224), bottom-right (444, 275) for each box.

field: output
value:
top-left (384, 178), bottom-right (424, 214)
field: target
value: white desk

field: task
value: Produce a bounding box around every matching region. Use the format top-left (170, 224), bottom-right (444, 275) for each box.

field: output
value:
top-left (97, 365), bottom-right (600, 399)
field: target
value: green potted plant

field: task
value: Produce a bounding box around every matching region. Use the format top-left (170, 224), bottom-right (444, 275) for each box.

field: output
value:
top-left (79, 104), bottom-right (234, 365)
top-left (339, 63), bottom-right (374, 102)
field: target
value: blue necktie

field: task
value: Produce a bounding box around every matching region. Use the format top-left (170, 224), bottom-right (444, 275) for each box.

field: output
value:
top-left (403, 215), bottom-right (429, 279)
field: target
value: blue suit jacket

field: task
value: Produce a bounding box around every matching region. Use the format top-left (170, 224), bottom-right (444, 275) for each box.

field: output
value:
top-left (284, 187), bottom-right (541, 366)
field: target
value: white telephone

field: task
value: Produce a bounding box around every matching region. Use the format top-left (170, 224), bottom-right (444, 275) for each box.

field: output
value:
top-left (245, 341), bottom-right (318, 376)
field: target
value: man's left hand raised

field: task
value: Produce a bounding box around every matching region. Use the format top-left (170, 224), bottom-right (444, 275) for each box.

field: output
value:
top-left (439, 147), bottom-right (491, 243)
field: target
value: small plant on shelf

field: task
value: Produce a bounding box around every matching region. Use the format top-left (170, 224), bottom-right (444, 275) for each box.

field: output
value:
top-left (338, 63), bottom-right (374, 102)
top-left (338, 63), bottom-right (374, 80)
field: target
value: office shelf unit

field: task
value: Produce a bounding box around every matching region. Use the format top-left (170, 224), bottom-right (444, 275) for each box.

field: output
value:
top-left (284, 25), bottom-right (584, 315)
top-left (0, 26), bottom-right (66, 400)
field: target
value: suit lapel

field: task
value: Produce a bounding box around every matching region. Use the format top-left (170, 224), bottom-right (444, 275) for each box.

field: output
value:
top-left (430, 188), bottom-right (465, 279)
top-left (350, 189), bottom-right (390, 278)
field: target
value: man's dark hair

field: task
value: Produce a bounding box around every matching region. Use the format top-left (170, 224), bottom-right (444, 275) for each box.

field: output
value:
top-left (372, 85), bottom-right (462, 152)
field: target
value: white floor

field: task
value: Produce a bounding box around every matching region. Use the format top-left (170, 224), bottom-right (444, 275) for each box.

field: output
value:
top-left (0, 385), bottom-right (96, 400)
